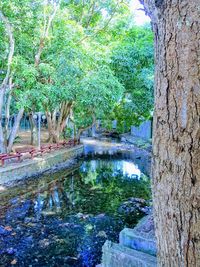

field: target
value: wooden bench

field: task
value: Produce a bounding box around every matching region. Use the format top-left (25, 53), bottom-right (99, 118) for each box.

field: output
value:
top-left (16, 146), bottom-right (50, 160)
top-left (74, 138), bottom-right (80, 145)
top-left (49, 143), bottom-right (62, 150)
top-left (60, 138), bottom-right (80, 147)
top-left (29, 146), bottom-right (51, 159)
top-left (0, 153), bottom-right (9, 160)
top-left (41, 144), bottom-right (52, 152)
top-left (16, 147), bottom-right (35, 155)
top-left (1, 153), bottom-right (22, 167)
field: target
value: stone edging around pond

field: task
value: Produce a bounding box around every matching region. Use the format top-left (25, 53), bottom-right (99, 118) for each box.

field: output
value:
top-left (0, 145), bottom-right (84, 185)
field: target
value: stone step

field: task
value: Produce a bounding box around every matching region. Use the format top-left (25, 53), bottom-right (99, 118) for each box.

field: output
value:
top-left (119, 215), bottom-right (156, 256)
top-left (119, 228), bottom-right (156, 256)
top-left (101, 240), bottom-right (157, 267)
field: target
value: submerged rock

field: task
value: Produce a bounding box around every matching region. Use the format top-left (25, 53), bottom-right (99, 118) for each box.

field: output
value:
top-left (0, 226), bottom-right (11, 236)
top-left (118, 198), bottom-right (151, 225)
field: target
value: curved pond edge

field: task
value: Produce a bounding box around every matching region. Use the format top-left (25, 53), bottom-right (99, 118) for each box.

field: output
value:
top-left (0, 145), bottom-right (84, 185)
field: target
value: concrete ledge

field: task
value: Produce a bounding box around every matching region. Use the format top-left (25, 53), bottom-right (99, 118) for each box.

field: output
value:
top-left (102, 241), bottom-right (157, 267)
top-left (120, 215), bottom-right (156, 256)
top-left (120, 229), bottom-right (156, 256)
top-left (0, 145), bottom-right (83, 184)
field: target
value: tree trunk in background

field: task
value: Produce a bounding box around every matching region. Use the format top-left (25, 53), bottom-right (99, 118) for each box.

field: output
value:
top-left (7, 108), bottom-right (24, 152)
top-left (141, 0), bottom-right (200, 266)
top-left (29, 113), bottom-right (38, 146)
top-left (46, 102), bottom-right (73, 143)
top-left (0, 11), bottom-right (15, 153)
top-left (46, 111), bottom-right (59, 143)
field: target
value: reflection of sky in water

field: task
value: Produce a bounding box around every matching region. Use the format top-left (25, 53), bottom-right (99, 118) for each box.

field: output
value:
top-left (122, 161), bottom-right (141, 178)
top-left (82, 159), bottom-right (141, 179)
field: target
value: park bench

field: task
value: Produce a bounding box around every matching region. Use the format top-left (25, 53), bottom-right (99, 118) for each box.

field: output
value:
top-left (74, 138), bottom-right (80, 145)
top-left (49, 143), bottom-right (62, 150)
top-left (0, 153), bottom-right (9, 159)
top-left (16, 146), bottom-right (49, 159)
top-left (15, 147), bottom-right (35, 155)
top-left (29, 146), bottom-right (52, 159)
top-left (41, 144), bottom-right (52, 152)
top-left (1, 153), bottom-right (22, 167)
top-left (61, 139), bottom-right (74, 147)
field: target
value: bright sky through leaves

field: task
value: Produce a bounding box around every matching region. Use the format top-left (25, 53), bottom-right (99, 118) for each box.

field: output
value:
top-left (130, 0), bottom-right (151, 25)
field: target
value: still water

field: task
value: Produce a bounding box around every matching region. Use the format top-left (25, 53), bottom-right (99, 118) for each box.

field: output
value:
top-left (0, 139), bottom-right (151, 267)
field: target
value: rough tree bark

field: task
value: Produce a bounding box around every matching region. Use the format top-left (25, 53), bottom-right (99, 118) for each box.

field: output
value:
top-left (141, 0), bottom-right (200, 266)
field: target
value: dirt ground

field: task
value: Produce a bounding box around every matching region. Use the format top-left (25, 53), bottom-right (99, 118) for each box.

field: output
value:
top-left (13, 129), bottom-right (51, 150)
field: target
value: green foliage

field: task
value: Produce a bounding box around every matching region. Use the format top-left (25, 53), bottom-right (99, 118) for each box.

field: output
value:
top-left (110, 25), bottom-right (154, 131)
top-left (0, 0), bottom-right (154, 135)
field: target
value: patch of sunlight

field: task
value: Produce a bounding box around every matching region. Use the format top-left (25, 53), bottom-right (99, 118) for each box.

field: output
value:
top-left (0, 185), bottom-right (7, 192)
top-left (122, 161), bottom-right (141, 178)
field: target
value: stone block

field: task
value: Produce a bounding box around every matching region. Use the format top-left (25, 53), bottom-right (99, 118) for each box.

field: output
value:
top-left (102, 241), bottom-right (157, 267)
top-left (119, 215), bottom-right (156, 256)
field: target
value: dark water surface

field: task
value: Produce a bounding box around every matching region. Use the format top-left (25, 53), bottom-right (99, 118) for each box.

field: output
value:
top-left (0, 139), bottom-right (151, 267)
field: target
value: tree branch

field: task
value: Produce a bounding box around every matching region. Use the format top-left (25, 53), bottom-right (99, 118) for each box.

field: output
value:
top-left (35, 0), bottom-right (60, 66)
top-left (0, 11), bottom-right (15, 115)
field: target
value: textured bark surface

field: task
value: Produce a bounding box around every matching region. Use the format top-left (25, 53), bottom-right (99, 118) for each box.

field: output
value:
top-left (141, 0), bottom-right (200, 266)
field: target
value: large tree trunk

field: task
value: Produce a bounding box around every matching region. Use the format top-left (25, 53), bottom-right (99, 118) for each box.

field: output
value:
top-left (141, 0), bottom-right (200, 266)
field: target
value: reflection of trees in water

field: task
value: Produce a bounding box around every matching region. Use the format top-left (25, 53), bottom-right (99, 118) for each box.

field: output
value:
top-left (1, 159), bottom-right (150, 224)
top-left (33, 177), bottom-right (76, 218)
top-left (30, 160), bottom-right (150, 219)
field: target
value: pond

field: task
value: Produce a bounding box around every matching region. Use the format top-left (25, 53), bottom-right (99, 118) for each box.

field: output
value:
top-left (0, 139), bottom-right (151, 267)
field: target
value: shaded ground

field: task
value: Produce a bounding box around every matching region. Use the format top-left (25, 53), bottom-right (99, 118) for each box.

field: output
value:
top-left (13, 130), bottom-right (50, 150)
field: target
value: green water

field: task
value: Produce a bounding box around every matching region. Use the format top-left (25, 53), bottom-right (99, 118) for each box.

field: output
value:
top-left (0, 141), bottom-right (151, 267)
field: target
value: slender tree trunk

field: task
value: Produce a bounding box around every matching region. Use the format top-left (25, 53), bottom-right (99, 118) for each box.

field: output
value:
top-left (29, 113), bottom-right (38, 146)
top-left (141, 0), bottom-right (200, 266)
top-left (7, 108), bottom-right (24, 152)
top-left (76, 115), bottom-right (96, 140)
top-left (0, 11), bottom-right (15, 153)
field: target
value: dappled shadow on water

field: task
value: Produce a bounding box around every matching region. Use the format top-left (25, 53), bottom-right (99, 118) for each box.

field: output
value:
top-left (0, 154), bottom-right (151, 267)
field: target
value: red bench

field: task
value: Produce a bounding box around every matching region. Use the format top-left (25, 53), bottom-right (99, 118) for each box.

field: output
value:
top-left (16, 147), bottom-right (35, 155)
top-left (74, 138), bottom-right (80, 145)
top-left (60, 138), bottom-right (80, 147)
top-left (41, 144), bottom-right (52, 152)
top-left (1, 153), bottom-right (22, 167)
top-left (16, 146), bottom-right (50, 160)
top-left (0, 153), bottom-right (9, 159)
top-left (49, 143), bottom-right (63, 150)
top-left (29, 146), bottom-right (51, 159)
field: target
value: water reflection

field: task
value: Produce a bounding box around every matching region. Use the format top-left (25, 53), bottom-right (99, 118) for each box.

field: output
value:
top-left (81, 159), bottom-right (141, 179)
top-left (0, 156), bottom-right (151, 266)
top-left (83, 138), bottom-right (151, 176)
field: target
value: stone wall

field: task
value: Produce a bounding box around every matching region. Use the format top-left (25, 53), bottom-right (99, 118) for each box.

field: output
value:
top-left (0, 145), bottom-right (84, 185)
top-left (131, 120), bottom-right (152, 140)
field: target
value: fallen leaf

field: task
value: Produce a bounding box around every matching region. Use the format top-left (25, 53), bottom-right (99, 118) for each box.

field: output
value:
top-left (11, 259), bottom-right (17, 265)
top-left (5, 226), bottom-right (12, 231)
